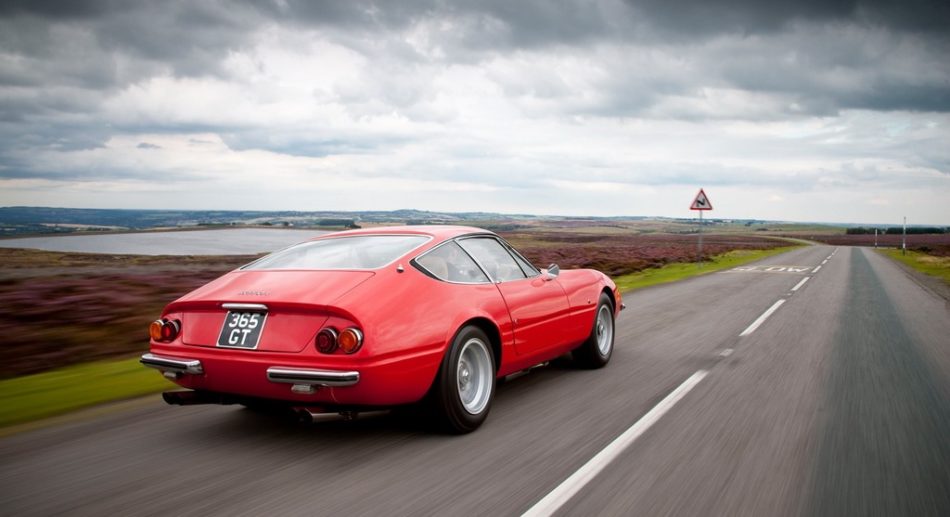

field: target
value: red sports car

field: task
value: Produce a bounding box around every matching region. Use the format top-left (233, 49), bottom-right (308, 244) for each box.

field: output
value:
top-left (142, 226), bottom-right (622, 433)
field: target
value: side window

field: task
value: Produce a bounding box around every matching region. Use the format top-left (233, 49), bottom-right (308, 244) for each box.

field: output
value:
top-left (414, 242), bottom-right (490, 283)
top-left (506, 245), bottom-right (540, 278)
top-left (458, 237), bottom-right (527, 282)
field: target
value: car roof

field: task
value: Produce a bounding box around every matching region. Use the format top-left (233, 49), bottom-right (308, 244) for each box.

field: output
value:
top-left (311, 225), bottom-right (494, 242)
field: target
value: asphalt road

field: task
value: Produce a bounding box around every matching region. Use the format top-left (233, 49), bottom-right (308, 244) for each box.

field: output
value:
top-left (2, 245), bottom-right (948, 516)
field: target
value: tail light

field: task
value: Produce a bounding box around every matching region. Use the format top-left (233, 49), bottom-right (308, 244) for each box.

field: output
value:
top-left (150, 319), bottom-right (181, 342)
top-left (315, 328), bottom-right (339, 353)
top-left (339, 328), bottom-right (363, 354)
top-left (315, 326), bottom-right (363, 354)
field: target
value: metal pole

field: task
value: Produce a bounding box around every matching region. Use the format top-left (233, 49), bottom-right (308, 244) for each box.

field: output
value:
top-left (902, 216), bottom-right (906, 255)
top-left (697, 210), bottom-right (704, 268)
top-left (874, 228), bottom-right (878, 248)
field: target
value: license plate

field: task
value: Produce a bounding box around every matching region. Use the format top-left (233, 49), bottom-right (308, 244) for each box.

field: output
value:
top-left (217, 311), bottom-right (267, 349)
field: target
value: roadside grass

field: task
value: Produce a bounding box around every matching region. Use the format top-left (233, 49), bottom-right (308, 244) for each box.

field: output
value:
top-left (613, 245), bottom-right (802, 292)
top-left (878, 248), bottom-right (950, 285)
top-left (0, 357), bottom-right (173, 429)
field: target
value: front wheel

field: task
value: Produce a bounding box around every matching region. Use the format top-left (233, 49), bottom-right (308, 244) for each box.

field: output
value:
top-left (573, 293), bottom-right (614, 369)
top-left (431, 326), bottom-right (496, 434)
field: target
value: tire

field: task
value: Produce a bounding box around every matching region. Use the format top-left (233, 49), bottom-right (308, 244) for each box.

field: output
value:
top-left (431, 326), bottom-right (496, 434)
top-left (573, 293), bottom-right (614, 369)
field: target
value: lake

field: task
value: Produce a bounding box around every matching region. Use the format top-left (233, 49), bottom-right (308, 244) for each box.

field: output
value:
top-left (0, 228), bottom-right (332, 255)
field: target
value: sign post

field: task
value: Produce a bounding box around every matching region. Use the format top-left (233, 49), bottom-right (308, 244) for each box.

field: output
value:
top-left (690, 189), bottom-right (713, 268)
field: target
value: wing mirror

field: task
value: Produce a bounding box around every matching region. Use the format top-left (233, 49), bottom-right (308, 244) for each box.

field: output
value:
top-left (545, 264), bottom-right (560, 280)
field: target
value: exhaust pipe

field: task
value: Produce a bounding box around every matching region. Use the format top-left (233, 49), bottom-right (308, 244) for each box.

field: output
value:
top-left (293, 407), bottom-right (318, 424)
top-left (291, 406), bottom-right (348, 424)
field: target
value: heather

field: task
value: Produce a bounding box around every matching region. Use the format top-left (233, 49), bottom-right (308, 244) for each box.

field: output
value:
top-left (1, 230), bottom-right (787, 378)
top-left (1, 250), bottom-right (256, 378)
top-left (501, 230), bottom-right (787, 277)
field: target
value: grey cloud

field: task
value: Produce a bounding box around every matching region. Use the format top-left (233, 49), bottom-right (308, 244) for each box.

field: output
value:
top-left (0, 0), bottom-right (948, 190)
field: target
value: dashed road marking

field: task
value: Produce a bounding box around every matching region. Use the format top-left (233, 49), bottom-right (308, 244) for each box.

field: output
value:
top-left (719, 348), bottom-right (734, 357)
top-left (740, 299), bottom-right (786, 337)
top-left (521, 370), bottom-right (709, 517)
top-left (812, 265), bottom-right (822, 273)
top-left (791, 277), bottom-right (810, 292)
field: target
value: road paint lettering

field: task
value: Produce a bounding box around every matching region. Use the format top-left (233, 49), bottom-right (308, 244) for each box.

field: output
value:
top-left (740, 299), bottom-right (786, 337)
top-left (791, 277), bottom-right (810, 292)
top-left (730, 266), bottom-right (758, 271)
top-left (812, 265), bottom-right (822, 273)
top-left (727, 265), bottom-right (810, 274)
top-left (521, 370), bottom-right (709, 517)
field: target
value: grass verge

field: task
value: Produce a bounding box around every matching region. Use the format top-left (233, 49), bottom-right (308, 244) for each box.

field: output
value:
top-left (878, 248), bottom-right (950, 285)
top-left (613, 245), bottom-right (802, 292)
top-left (0, 356), bottom-right (173, 430)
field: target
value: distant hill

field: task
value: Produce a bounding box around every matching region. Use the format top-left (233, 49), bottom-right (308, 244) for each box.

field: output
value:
top-left (4, 206), bottom-right (939, 238)
top-left (0, 206), bottom-right (583, 236)
top-left (0, 206), bottom-right (668, 236)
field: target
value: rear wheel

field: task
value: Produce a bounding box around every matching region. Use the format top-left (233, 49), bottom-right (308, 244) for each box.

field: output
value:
top-left (573, 293), bottom-right (614, 369)
top-left (431, 326), bottom-right (496, 433)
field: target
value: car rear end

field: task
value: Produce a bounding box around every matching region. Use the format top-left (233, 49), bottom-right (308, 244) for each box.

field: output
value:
top-left (141, 232), bottom-right (443, 408)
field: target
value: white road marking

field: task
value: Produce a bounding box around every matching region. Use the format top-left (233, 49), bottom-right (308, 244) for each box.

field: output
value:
top-left (724, 265), bottom-right (811, 274)
top-left (719, 348), bottom-right (734, 357)
top-left (740, 299), bottom-right (786, 337)
top-left (791, 277), bottom-right (810, 292)
top-left (521, 370), bottom-right (709, 517)
top-left (821, 259), bottom-right (828, 265)
top-left (812, 265), bottom-right (822, 273)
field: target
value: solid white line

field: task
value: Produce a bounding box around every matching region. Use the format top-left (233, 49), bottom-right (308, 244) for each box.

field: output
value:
top-left (739, 299), bottom-right (786, 337)
top-left (521, 370), bottom-right (709, 517)
top-left (812, 265), bottom-right (822, 273)
top-left (791, 276), bottom-right (810, 292)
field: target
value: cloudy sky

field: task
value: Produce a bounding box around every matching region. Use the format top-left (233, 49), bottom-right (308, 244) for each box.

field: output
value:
top-left (1, 0), bottom-right (948, 224)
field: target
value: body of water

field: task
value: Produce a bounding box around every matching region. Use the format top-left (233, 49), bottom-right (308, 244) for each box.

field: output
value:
top-left (0, 228), bottom-right (332, 255)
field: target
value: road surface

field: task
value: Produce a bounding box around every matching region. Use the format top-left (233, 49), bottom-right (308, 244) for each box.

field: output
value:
top-left (2, 245), bottom-right (948, 516)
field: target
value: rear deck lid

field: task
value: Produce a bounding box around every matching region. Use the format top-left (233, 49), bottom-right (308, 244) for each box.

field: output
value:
top-left (176, 270), bottom-right (374, 352)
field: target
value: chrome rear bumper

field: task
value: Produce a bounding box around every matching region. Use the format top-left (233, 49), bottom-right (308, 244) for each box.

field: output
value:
top-left (140, 353), bottom-right (204, 375)
top-left (141, 353), bottom-right (359, 388)
top-left (266, 367), bottom-right (360, 387)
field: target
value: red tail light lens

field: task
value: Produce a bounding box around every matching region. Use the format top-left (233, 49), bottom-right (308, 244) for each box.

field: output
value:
top-left (315, 328), bottom-right (339, 354)
top-left (149, 320), bottom-right (164, 341)
top-left (150, 319), bottom-right (181, 342)
top-left (339, 328), bottom-right (363, 354)
top-left (161, 319), bottom-right (181, 341)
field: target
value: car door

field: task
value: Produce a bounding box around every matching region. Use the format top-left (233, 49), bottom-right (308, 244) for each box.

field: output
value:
top-left (458, 236), bottom-right (572, 357)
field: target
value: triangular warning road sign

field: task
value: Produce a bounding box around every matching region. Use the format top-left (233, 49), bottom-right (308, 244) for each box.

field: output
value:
top-left (690, 188), bottom-right (713, 210)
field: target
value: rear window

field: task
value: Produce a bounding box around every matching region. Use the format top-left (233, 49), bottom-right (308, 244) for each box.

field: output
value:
top-left (244, 235), bottom-right (429, 270)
